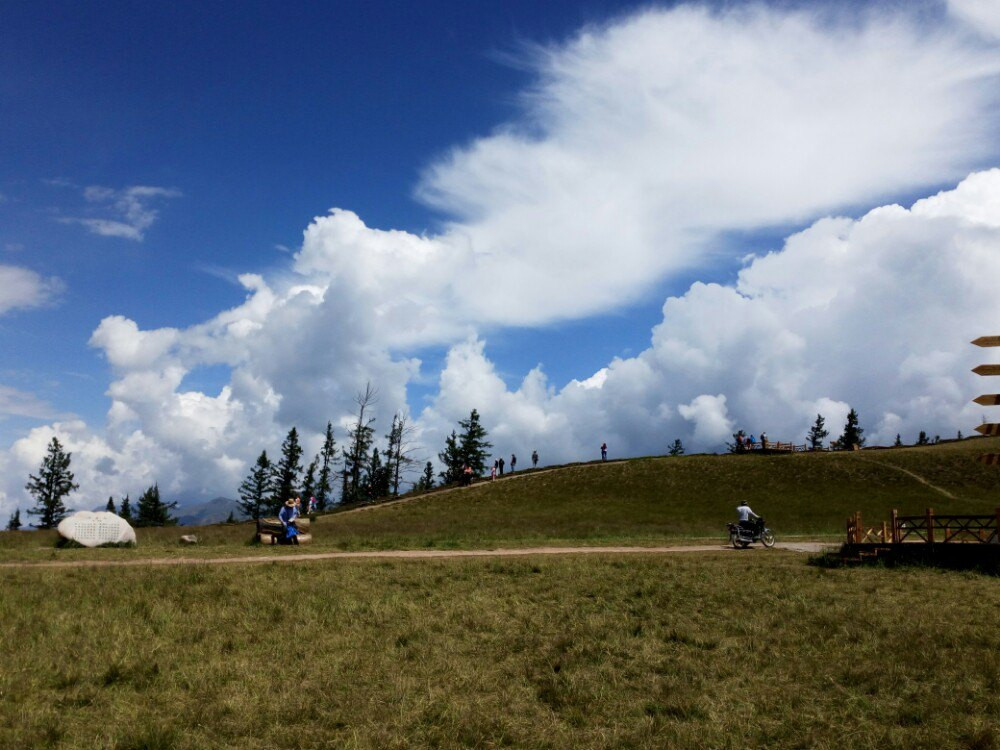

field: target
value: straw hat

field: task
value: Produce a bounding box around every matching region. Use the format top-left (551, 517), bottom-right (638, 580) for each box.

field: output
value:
top-left (284, 499), bottom-right (296, 507)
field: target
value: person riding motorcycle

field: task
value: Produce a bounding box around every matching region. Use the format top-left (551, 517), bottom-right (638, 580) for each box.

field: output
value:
top-left (736, 501), bottom-right (759, 532)
top-left (729, 502), bottom-right (775, 548)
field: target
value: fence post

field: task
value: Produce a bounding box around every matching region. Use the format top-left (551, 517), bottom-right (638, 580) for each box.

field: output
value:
top-left (857, 511), bottom-right (863, 544)
top-left (891, 509), bottom-right (899, 544)
top-left (927, 508), bottom-right (935, 544)
top-left (881, 521), bottom-right (889, 544)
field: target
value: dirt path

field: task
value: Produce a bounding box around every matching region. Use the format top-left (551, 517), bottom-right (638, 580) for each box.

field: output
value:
top-left (856, 457), bottom-right (957, 500)
top-left (0, 542), bottom-right (832, 570)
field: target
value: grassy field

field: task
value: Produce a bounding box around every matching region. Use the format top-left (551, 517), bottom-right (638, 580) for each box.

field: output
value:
top-left (5, 437), bottom-right (1000, 562)
top-left (1, 552), bottom-right (998, 749)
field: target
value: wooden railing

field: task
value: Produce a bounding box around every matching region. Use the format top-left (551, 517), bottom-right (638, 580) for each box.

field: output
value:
top-left (847, 508), bottom-right (1000, 545)
top-left (742, 441), bottom-right (809, 452)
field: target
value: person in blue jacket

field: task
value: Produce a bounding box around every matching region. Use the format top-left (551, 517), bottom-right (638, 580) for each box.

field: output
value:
top-left (278, 498), bottom-right (299, 545)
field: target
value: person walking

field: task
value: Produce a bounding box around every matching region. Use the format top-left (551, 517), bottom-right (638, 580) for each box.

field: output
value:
top-left (531, 450), bottom-right (538, 468)
top-left (491, 463), bottom-right (497, 481)
top-left (601, 442), bottom-right (608, 461)
top-left (498, 456), bottom-right (505, 476)
top-left (510, 454), bottom-right (516, 473)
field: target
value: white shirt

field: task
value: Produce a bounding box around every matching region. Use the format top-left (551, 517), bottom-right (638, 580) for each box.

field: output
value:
top-left (736, 504), bottom-right (758, 522)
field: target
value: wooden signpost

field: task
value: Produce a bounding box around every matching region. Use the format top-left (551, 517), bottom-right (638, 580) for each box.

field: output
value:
top-left (972, 336), bottom-right (1000, 465)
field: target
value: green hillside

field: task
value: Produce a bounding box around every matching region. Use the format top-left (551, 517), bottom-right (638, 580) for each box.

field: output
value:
top-left (4, 437), bottom-right (998, 560)
top-left (316, 437), bottom-right (1000, 548)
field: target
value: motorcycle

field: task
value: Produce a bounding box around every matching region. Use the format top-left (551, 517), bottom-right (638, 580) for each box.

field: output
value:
top-left (727, 517), bottom-right (775, 548)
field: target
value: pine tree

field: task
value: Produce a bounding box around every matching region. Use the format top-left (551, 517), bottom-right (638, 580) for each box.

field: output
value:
top-left (6, 508), bottom-right (22, 531)
top-left (807, 414), bottom-right (828, 451)
top-left (271, 427), bottom-right (304, 513)
top-left (106, 496), bottom-right (117, 514)
top-left (957, 430), bottom-right (963, 440)
top-left (458, 409), bottom-right (492, 476)
top-left (119, 495), bottom-right (133, 523)
top-left (342, 384), bottom-right (378, 505)
top-left (25, 436), bottom-right (78, 529)
top-left (301, 458), bottom-right (318, 504)
top-left (837, 409), bottom-right (865, 451)
top-left (364, 448), bottom-right (389, 502)
top-left (438, 430), bottom-right (464, 485)
top-left (417, 461), bottom-right (435, 492)
top-left (316, 422), bottom-right (338, 510)
top-left (668, 439), bottom-right (684, 457)
top-left (134, 484), bottom-right (178, 527)
top-left (225, 511), bottom-right (236, 524)
top-left (917, 431), bottom-right (929, 446)
top-left (239, 450), bottom-right (273, 521)
top-left (894, 434), bottom-right (902, 447)
top-left (384, 414), bottom-right (416, 498)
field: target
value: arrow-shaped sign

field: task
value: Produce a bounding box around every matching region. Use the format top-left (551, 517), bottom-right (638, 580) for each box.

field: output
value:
top-left (972, 338), bottom-right (1000, 466)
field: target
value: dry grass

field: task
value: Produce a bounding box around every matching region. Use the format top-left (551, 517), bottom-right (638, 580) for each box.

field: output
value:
top-left (1, 552), bottom-right (998, 749)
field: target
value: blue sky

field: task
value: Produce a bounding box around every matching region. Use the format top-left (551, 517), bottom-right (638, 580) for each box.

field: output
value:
top-left (0, 0), bottom-right (679, 431)
top-left (2, 0), bottom-right (1000, 508)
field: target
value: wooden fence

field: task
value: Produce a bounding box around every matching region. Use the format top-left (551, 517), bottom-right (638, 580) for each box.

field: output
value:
top-left (846, 508), bottom-right (1000, 545)
top-left (742, 441), bottom-right (810, 452)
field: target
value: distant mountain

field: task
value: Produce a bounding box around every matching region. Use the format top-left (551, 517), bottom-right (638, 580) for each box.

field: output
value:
top-left (175, 496), bottom-right (247, 527)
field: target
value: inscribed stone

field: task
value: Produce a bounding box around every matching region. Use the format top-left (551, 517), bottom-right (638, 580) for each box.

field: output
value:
top-left (57, 511), bottom-right (137, 547)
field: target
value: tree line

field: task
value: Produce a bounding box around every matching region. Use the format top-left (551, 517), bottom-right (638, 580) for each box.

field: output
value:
top-left (5, 390), bottom-right (492, 531)
top-left (238, 384), bottom-right (428, 519)
top-left (8, 436), bottom-right (179, 530)
top-left (237, 386), bottom-right (496, 519)
top-left (733, 409), bottom-right (964, 453)
top-left (10, 397), bottom-right (967, 533)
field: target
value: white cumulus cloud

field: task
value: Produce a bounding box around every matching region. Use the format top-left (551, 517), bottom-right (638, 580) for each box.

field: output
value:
top-left (419, 170), bottom-right (1000, 463)
top-left (3, 3), bottom-right (1000, 513)
top-left (949, 0), bottom-right (1000, 38)
top-left (0, 264), bottom-right (62, 315)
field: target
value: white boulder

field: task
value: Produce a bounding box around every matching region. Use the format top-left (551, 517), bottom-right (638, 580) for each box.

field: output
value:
top-left (57, 511), bottom-right (137, 547)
